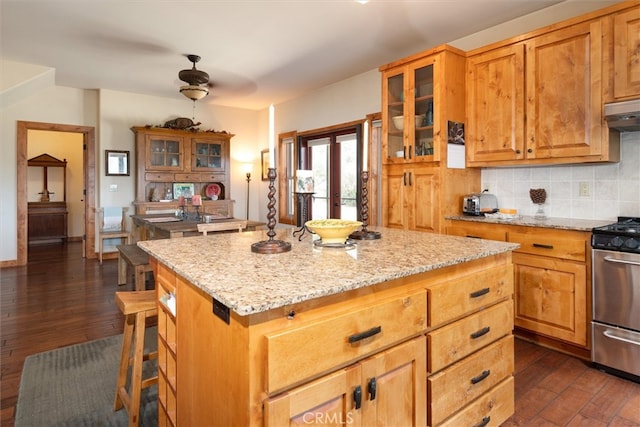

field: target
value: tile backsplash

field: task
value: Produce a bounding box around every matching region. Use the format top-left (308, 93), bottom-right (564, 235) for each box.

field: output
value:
top-left (481, 131), bottom-right (640, 221)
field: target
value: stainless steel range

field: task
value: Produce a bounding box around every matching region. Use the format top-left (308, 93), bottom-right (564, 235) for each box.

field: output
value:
top-left (591, 216), bottom-right (640, 382)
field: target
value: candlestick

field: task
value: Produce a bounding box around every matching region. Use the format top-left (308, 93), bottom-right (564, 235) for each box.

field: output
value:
top-left (362, 120), bottom-right (369, 172)
top-left (252, 168), bottom-right (292, 254)
top-left (349, 170), bottom-right (381, 240)
top-left (268, 104), bottom-right (275, 166)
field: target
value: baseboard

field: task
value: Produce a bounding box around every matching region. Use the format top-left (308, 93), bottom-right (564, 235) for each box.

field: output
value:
top-left (514, 327), bottom-right (591, 361)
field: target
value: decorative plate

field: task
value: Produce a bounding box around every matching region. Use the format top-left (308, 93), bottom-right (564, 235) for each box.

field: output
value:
top-left (204, 182), bottom-right (224, 200)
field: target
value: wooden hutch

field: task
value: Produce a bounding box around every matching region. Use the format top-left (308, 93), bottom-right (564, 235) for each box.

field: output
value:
top-left (27, 153), bottom-right (68, 244)
top-left (132, 126), bottom-right (234, 217)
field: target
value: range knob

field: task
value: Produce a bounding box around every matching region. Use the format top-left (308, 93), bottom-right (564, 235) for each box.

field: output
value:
top-left (623, 237), bottom-right (639, 250)
top-left (610, 236), bottom-right (624, 248)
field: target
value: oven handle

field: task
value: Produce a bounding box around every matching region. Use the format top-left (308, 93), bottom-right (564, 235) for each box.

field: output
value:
top-left (603, 330), bottom-right (640, 346)
top-left (603, 256), bottom-right (640, 267)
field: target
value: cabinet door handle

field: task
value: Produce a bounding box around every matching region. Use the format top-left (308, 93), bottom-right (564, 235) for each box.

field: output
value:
top-left (348, 326), bottom-right (382, 343)
top-left (368, 377), bottom-right (377, 401)
top-left (533, 243), bottom-right (554, 249)
top-left (473, 416), bottom-right (491, 427)
top-left (470, 369), bottom-right (491, 384)
top-left (408, 146), bottom-right (412, 160)
top-left (408, 172), bottom-right (412, 186)
top-left (470, 326), bottom-right (490, 339)
top-left (403, 172), bottom-right (407, 186)
top-left (403, 146), bottom-right (406, 159)
top-left (353, 385), bottom-right (362, 410)
top-left (470, 288), bottom-right (490, 298)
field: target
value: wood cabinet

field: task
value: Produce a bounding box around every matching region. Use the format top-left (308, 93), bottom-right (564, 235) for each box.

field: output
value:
top-left (132, 127), bottom-right (234, 216)
top-left (466, 16), bottom-right (619, 166)
top-left (27, 202), bottom-right (68, 244)
top-left (446, 219), bottom-right (592, 359)
top-left (149, 251), bottom-right (514, 426)
top-left (604, 3), bottom-right (640, 101)
top-left (379, 45), bottom-right (480, 233)
top-left (265, 336), bottom-right (426, 427)
top-left (156, 260), bottom-right (177, 426)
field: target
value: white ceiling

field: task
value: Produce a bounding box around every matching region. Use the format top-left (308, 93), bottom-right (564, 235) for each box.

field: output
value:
top-left (0, 0), bottom-right (617, 110)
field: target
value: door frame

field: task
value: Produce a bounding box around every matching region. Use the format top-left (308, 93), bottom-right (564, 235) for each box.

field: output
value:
top-left (16, 121), bottom-right (95, 266)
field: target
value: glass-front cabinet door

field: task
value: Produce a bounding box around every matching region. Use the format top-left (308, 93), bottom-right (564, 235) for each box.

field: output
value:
top-left (192, 139), bottom-right (226, 172)
top-left (382, 56), bottom-right (436, 164)
top-left (146, 135), bottom-right (183, 170)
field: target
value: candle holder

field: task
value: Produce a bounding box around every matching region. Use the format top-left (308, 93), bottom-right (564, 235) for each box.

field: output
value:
top-left (292, 192), bottom-right (314, 241)
top-left (252, 168), bottom-right (292, 254)
top-left (349, 170), bottom-right (381, 240)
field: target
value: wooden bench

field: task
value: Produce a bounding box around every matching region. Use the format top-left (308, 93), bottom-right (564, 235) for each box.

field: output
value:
top-left (116, 244), bottom-right (153, 291)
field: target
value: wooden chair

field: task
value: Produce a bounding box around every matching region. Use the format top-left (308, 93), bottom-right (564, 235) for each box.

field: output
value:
top-left (197, 219), bottom-right (248, 235)
top-left (97, 207), bottom-right (131, 263)
top-left (114, 290), bottom-right (158, 427)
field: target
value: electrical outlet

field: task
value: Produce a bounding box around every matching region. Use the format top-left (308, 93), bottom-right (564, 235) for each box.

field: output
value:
top-left (579, 182), bottom-right (590, 197)
top-left (109, 184), bottom-right (118, 192)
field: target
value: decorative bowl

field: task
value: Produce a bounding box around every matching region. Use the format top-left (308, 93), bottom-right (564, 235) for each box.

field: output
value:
top-left (305, 219), bottom-right (363, 244)
top-left (392, 115), bottom-right (404, 130)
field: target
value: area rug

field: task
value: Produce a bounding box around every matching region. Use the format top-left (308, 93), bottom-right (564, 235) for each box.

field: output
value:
top-left (15, 328), bottom-right (158, 427)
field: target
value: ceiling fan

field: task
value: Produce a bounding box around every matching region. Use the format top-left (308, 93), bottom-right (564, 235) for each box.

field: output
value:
top-left (178, 54), bottom-right (212, 101)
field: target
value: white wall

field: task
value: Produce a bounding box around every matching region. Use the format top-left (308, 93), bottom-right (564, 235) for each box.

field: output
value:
top-left (0, 84), bottom-right (98, 261)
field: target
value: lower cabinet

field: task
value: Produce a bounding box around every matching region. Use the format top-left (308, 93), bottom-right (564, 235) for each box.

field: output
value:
top-left (264, 336), bottom-right (426, 426)
top-left (446, 219), bottom-right (592, 358)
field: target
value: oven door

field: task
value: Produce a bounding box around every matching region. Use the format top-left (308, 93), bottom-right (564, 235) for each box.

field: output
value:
top-left (592, 249), bottom-right (640, 331)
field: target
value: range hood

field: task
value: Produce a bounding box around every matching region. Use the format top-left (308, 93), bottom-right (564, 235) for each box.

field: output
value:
top-left (605, 99), bottom-right (640, 132)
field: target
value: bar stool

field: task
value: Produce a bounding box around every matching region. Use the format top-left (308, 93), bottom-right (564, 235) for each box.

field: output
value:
top-left (114, 290), bottom-right (158, 426)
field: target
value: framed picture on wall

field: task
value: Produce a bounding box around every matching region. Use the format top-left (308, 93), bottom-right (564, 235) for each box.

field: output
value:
top-left (105, 150), bottom-right (130, 176)
top-left (261, 149), bottom-right (270, 181)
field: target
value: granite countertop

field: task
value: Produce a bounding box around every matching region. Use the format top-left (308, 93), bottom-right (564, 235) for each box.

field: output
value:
top-left (138, 227), bottom-right (518, 316)
top-left (446, 215), bottom-right (613, 232)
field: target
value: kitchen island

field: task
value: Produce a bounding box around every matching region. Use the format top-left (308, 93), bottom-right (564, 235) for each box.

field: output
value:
top-left (139, 227), bottom-right (519, 426)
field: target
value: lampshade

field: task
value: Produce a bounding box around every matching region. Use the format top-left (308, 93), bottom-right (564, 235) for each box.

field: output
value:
top-left (180, 84), bottom-right (209, 101)
top-left (241, 163), bottom-right (253, 175)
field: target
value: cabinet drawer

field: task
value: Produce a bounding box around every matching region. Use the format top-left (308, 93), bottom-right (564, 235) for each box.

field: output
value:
top-left (508, 231), bottom-right (586, 262)
top-left (145, 172), bottom-right (174, 182)
top-left (199, 173), bottom-right (225, 182)
top-left (265, 289), bottom-right (427, 393)
top-left (438, 376), bottom-right (514, 427)
top-left (427, 264), bottom-right (513, 327)
top-left (174, 173), bottom-right (202, 182)
top-left (428, 335), bottom-right (514, 426)
top-left (447, 225), bottom-right (507, 242)
top-left (428, 299), bottom-right (513, 373)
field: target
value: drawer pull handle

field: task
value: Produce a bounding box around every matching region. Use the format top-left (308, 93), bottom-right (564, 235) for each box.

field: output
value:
top-left (470, 288), bottom-right (490, 298)
top-left (470, 369), bottom-right (491, 384)
top-left (466, 235), bottom-right (481, 239)
top-left (470, 326), bottom-right (490, 339)
top-left (368, 377), bottom-right (377, 401)
top-left (353, 385), bottom-right (362, 410)
top-left (349, 326), bottom-right (382, 343)
top-left (473, 416), bottom-right (491, 427)
top-left (533, 243), bottom-right (554, 249)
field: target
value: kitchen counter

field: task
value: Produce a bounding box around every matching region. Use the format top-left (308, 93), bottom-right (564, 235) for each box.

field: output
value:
top-left (138, 226), bottom-right (518, 315)
top-left (446, 214), bottom-right (613, 232)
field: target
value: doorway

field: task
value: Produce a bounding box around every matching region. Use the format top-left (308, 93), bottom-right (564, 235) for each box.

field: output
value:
top-left (299, 125), bottom-right (361, 221)
top-left (16, 121), bottom-right (95, 266)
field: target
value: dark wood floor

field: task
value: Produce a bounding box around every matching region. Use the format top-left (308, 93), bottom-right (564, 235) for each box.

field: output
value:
top-left (1, 242), bottom-right (639, 426)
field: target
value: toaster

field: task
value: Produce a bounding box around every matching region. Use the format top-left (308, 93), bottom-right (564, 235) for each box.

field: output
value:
top-left (463, 192), bottom-right (498, 216)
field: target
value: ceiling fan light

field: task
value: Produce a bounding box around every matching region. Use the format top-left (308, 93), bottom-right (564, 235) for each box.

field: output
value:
top-left (180, 84), bottom-right (209, 101)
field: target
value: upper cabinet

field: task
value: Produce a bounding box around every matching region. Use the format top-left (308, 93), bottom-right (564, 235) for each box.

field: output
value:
top-left (467, 19), bottom-right (619, 167)
top-left (605, 5), bottom-right (640, 101)
top-left (380, 46), bottom-right (466, 165)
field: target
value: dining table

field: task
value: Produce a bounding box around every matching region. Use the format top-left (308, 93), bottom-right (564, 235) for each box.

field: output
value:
top-left (131, 214), bottom-right (265, 241)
